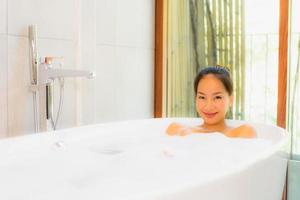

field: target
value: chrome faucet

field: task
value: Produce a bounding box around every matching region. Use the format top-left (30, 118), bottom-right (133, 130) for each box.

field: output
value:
top-left (39, 56), bottom-right (95, 84)
top-left (28, 25), bottom-right (95, 132)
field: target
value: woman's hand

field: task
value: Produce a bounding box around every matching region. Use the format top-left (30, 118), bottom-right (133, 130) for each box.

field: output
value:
top-left (166, 123), bottom-right (191, 136)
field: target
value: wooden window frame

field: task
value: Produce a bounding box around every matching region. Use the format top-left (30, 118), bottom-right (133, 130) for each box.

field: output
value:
top-left (277, 0), bottom-right (289, 129)
top-left (154, 0), bottom-right (165, 117)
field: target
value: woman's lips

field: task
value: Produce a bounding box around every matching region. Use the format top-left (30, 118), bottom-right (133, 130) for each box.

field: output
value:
top-left (203, 112), bottom-right (218, 118)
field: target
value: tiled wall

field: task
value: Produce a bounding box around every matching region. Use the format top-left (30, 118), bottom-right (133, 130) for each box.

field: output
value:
top-left (0, 0), bottom-right (154, 137)
top-left (81, 0), bottom-right (155, 123)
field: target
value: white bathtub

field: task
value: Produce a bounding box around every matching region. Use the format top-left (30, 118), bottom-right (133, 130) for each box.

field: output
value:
top-left (0, 118), bottom-right (289, 200)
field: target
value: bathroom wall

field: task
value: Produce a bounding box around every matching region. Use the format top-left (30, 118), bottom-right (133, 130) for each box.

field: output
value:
top-left (0, 0), bottom-right (154, 137)
top-left (0, 0), bottom-right (7, 137)
top-left (81, 0), bottom-right (154, 124)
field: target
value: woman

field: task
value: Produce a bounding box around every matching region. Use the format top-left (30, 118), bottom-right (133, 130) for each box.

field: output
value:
top-left (166, 66), bottom-right (256, 138)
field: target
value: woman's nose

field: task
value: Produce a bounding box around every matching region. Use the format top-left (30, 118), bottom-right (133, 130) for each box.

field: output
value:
top-left (204, 99), bottom-right (214, 109)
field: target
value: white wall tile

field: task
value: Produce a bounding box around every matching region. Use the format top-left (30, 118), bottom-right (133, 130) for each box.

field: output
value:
top-left (80, 78), bottom-right (95, 125)
top-left (95, 45), bottom-right (154, 122)
top-left (95, 45), bottom-right (117, 122)
top-left (115, 0), bottom-right (139, 46)
top-left (0, 36), bottom-right (7, 137)
top-left (7, 36), bottom-right (34, 136)
top-left (136, 0), bottom-right (155, 49)
top-left (80, 0), bottom-right (96, 70)
top-left (115, 0), bottom-right (154, 48)
top-left (135, 48), bottom-right (154, 117)
top-left (96, 0), bottom-right (116, 45)
top-left (0, 0), bottom-right (7, 34)
top-left (80, 0), bottom-right (96, 125)
top-left (115, 46), bottom-right (143, 120)
top-left (8, 0), bottom-right (79, 40)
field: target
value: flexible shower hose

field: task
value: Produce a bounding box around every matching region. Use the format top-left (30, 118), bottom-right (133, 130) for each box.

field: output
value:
top-left (50, 78), bottom-right (65, 130)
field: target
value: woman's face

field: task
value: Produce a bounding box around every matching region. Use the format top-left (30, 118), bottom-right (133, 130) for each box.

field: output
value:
top-left (195, 74), bottom-right (233, 126)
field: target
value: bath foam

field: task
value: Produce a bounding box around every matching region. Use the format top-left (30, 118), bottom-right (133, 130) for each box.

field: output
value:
top-left (0, 118), bottom-right (287, 200)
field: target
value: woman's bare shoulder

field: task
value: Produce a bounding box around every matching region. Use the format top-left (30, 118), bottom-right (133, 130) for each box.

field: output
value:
top-left (226, 124), bottom-right (257, 138)
top-left (166, 122), bottom-right (214, 136)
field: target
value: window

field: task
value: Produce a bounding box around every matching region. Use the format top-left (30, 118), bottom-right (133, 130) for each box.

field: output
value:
top-left (164, 0), bottom-right (280, 125)
top-left (287, 0), bottom-right (300, 157)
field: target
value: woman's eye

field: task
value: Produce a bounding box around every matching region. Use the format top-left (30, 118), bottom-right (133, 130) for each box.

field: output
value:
top-left (215, 96), bottom-right (223, 100)
top-left (198, 96), bottom-right (205, 100)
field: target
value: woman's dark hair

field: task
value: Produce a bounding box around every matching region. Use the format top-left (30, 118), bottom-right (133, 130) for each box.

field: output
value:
top-left (194, 66), bottom-right (233, 95)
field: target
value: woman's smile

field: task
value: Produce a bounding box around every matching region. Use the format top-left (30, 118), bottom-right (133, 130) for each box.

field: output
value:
top-left (202, 111), bottom-right (218, 118)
